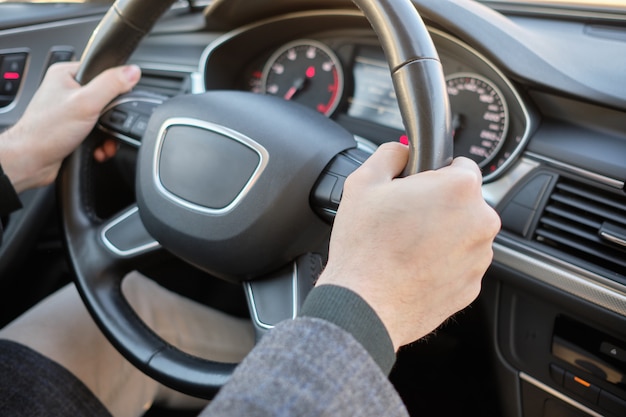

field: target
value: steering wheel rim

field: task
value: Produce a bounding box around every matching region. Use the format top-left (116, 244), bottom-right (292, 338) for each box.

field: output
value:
top-left (60, 0), bottom-right (451, 399)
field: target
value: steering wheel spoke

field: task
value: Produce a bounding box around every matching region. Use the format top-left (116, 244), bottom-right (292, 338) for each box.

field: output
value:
top-left (100, 205), bottom-right (161, 260)
top-left (244, 253), bottom-right (323, 340)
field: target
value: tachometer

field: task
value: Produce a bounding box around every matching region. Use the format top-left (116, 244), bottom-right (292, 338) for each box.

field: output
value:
top-left (446, 73), bottom-right (509, 168)
top-left (261, 40), bottom-right (344, 116)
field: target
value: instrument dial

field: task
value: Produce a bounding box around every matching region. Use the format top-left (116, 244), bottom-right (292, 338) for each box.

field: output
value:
top-left (261, 40), bottom-right (344, 116)
top-left (446, 73), bottom-right (509, 168)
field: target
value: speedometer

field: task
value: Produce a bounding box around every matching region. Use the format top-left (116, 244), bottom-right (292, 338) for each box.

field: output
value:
top-left (446, 73), bottom-right (509, 168)
top-left (261, 40), bottom-right (344, 116)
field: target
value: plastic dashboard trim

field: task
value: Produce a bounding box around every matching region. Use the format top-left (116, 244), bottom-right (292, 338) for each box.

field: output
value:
top-left (520, 372), bottom-right (604, 417)
top-left (493, 236), bottom-right (626, 318)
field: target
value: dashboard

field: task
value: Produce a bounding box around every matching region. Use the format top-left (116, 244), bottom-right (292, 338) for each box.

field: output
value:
top-left (118, 6), bottom-right (626, 416)
top-left (200, 12), bottom-right (532, 182)
top-left (1, 1), bottom-right (626, 416)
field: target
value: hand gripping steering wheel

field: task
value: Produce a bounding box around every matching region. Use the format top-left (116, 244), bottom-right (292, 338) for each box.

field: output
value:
top-left (60, 0), bottom-right (452, 399)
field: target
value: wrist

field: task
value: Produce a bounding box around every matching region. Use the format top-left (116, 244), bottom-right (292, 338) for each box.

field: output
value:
top-left (0, 134), bottom-right (23, 214)
top-left (0, 124), bottom-right (50, 193)
top-left (316, 266), bottom-right (405, 351)
top-left (0, 127), bottom-right (23, 190)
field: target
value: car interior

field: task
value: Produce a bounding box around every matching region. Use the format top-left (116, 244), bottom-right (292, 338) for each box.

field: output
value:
top-left (0, 0), bottom-right (625, 416)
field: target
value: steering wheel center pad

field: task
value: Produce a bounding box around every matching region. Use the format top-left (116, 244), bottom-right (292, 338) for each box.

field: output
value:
top-left (137, 91), bottom-right (356, 281)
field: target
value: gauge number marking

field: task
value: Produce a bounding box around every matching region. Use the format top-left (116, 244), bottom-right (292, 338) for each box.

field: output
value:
top-left (447, 73), bottom-right (509, 168)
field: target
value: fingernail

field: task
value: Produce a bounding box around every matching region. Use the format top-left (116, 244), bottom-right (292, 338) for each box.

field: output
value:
top-left (124, 64), bottom-right (141, 82)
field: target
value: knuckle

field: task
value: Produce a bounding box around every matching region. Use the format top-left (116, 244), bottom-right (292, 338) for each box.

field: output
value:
top-left (454, 167), bottom-right (482, 190)
top-left (342, 170), bottom-right (366, 197)
top-left (347, 162), bottom-right (375, 187)
top-left (488, 209), bottom-right (502, 235)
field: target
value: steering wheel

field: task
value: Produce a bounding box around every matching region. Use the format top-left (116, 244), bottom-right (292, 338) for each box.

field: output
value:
top-left (60, 0), bottom-right (451, 399)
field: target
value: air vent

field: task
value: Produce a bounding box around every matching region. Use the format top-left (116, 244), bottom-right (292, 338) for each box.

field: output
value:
top-left (535, 178), bottom-right (626, 277)
top-left (135, 71), bottom-right (190, 97)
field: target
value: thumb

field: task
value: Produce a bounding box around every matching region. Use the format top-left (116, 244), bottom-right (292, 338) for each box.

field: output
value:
top-left (353, 141), bottom-right (409, 183)
top-left (80, 64), bottom-right (141, 108)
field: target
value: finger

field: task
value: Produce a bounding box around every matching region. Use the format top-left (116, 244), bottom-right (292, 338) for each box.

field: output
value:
top-left (93, 139), bottom-right (118, 163)
top-left (448, 156), bottom-right (481, 175)
top-left (446, 156), bottom-right (483, 183)
top-left (102, 139), bottom-right (118, 159)
top-left (79, 65), bottom-right (141, 108)
top-left (354, 142), bottom-right (409, 183)
top-left (93, 147), bottom-right (107, 163)
top-left (38, 61), bottom-right (81, 90)
top-left (445, 157), bottom-right (501, 236)
top-left (46, 61), bottom-right (81, 75)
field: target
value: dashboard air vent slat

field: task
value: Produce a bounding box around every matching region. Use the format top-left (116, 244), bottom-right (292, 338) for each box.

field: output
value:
top-left (543, 205), bottom-right (600, 229)
top-left (135, 71), bottom-right (189, 97)
top-left (534, 178), bottom-right (626, 276)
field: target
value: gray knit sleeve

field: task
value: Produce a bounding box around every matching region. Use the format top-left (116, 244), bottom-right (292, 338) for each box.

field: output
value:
top-left (299, 284), bottom-right (396, 375)
top-left (201, 317), bottom-right (408, 417)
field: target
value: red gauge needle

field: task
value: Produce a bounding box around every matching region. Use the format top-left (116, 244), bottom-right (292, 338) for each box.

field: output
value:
top-left (283, 76), bottom-right (306, 100)
top-left (284, 85), bottom-right (298, 100)
top-left (451, 113), bottom-right (463, 138)
top-left (283, 67), bottom-right (317, 100)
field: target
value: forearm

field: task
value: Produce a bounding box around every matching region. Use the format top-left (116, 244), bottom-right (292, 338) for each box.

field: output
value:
top-left (0, 128), bottom-right (25, 214)
top-left (0, 124), bottom-right (46, 194)
top-left (201, 317), bottom-right (408, 417)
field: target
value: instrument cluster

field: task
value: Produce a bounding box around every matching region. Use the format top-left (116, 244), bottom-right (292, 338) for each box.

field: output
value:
top-left (203, 20), bottom-right (531, 182)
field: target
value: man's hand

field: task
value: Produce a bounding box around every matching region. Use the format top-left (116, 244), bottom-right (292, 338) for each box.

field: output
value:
top-left (0, 62), bottom-right (141, 193)
top-left (316, 142), bottom-right (501, 351)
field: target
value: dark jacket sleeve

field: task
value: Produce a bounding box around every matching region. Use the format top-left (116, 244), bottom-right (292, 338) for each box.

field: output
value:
top-left (299, 284), bottom-right (396, 375)
top-left (200, 317), bottom-right (409, 417)
top-left (0, 340), bottom-right (113, 417)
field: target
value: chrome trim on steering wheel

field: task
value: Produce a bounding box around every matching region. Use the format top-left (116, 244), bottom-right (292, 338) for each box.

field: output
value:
top-left (101, 206), bottom-right (160, 257)
top-left (244, 262), bottom-right (300, 330)
top-left (153, 117), bottom-right (270, 215)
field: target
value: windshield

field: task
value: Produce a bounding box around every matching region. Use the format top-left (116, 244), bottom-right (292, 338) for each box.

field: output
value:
top-left (0, 0), bottom-right (623, 8)
top-left (0, 0), bottom-right (114, 3)
top-left (482, 0), bottom-right (626, 9)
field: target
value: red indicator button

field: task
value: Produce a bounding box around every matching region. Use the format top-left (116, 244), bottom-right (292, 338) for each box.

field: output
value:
top-left (3, 72), bottom-right (20, 80)
top-left (306, 66), bottom-right (316, 78)
top-left (399, 135), bottom-right (409, 145)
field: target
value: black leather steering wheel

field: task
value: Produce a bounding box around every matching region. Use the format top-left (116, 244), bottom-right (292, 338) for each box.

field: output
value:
top-left (60, 0), bottom-right (451, 399)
